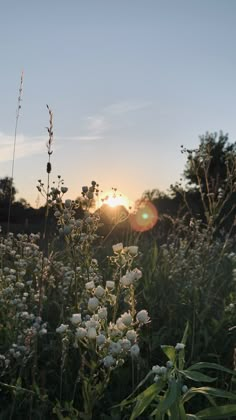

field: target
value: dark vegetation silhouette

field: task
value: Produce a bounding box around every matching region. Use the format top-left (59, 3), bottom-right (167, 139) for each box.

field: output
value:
top-left (1, 132), bottom-right (236, 240)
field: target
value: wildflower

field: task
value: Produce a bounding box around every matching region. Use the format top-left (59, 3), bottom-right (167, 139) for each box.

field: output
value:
top-left (96, 334), bottom-right (106, 346)
top-left (85, 280), bottom-right (95, 290)
top-left (119, 338), bottom-right (131, 351)
top-left (112, 243), bottom-right (123, 253)
top-left (64, 199), bottom-right (72, 207)
top-left (87, 327), bottom-right (97, 339)
top-left (98, 307), bottom-right (107, 320)
top-left (175, 343), bottom-right (185, 351)
top-left (116, 318), bottom-right (126, 331)
top-left (166, 361), bottom-right (173, 368)
top-left (109, 341), bottom-right (122, 355)
top-left (61, 187), bottom-right (68, 193)
top-left (103, 355), bottom-right (115, 368)
top-left (128, 246), bottom-right (138, 256)
top-left (76, 327), bottom-right (87, 339)
top-left (182, 385), bottom-right (188, 393)
top-left (106, 280), bottom-right (115, 289)
top-left (56, 324), bottom-right (69, 334)
top-left (132, 268), bottom-right (142, 281)
top-left (126, 330), bottom-right (137, 342)
top-left (88, 297), bottom-right (99, 312)
top-left (71, 313), bottom-right (82, 325)
top-left (136, 310), bottom-right (150, 324)
top-left (121, 312), bottom-right (132, 326)
top-left (130, 344), bottom-right (140, 358)
top-left (94, 285), bottom-right (105, 298)
top-left (120, 272), bottom-right (133, 286)
top-left (152, 365), bottom-right (161, 374)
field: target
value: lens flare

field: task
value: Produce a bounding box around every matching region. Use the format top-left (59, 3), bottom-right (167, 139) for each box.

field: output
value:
top-left (129, 201), bottom-right (158, 232)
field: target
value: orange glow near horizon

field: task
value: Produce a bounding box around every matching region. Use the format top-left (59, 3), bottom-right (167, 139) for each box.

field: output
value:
top-left (98, 189), bottom-right (133, 210)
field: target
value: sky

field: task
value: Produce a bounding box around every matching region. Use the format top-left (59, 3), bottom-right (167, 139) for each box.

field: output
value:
top-left (1, 0), bottom-right (236, 207)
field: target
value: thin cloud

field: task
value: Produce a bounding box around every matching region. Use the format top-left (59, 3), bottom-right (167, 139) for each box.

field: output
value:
top-left (0, 133), bottom-right (46, 162)
top-left (104, 100), bottom-right (152, 115)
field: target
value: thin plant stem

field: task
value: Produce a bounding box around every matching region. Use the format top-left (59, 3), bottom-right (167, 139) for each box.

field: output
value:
top-left (7, 71), bottom-right (24, 233)
top-left (43, 104), bottom-right (53, 249)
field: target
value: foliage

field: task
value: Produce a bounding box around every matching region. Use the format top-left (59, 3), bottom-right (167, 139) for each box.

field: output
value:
top-left (121, 326), bottom-right (236, 419)
top-left (0, 177), bottom-right (17, 206)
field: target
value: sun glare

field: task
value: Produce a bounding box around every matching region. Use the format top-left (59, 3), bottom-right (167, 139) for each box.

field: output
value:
top-left (99, 190), bottom-right (132, 210)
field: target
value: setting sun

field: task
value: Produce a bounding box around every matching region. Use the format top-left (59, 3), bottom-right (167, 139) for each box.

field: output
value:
top-left (98, 189), bottom-right (132, 210)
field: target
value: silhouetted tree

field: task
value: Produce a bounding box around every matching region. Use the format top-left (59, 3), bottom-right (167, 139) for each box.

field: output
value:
top-left (0, 177), bottom-right (17, 206)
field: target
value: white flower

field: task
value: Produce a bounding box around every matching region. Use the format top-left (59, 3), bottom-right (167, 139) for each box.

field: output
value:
top-left (64, 199), bottom-right (71, 207)
top-left (130, 344), bottom-right (140, 358)
top-left (94, 285), bottom-right (105, 298)
top-left (76, 327), bottom-right (87, 339)
top-left (120, 271), bottom-right (134, 286)
top-left (98, 307), bottom-right (107, 320)
top-left (152, 365), bottom-right (161, 374)
top-left (106, 281), bottom-right (115, 289)
top-left (175, 343), bottom-right (185, 351)
top-left (132, 268), bottom-right (142, 281)
top-left (61, 187), bottom-right (68, 193)
top-left (126, 330), bottom-right (137, 342)
top-left (103, 355), bottom-right (115, 368)
top-left (109, 341), bottom-right (122, 355)
top-left (96, 334), bottom-right (106, 346)
top-left (128, 246), bottom-right (138, 256)
top-left (112, 243), bottom-right (123, 253)
top-left (119, 338), bottom-right (131, 351)
top-left (39, 328), bottom-right (47, 335)
top-left (166, 361), bottom-right (173, 368)
top-left (116, 318), bottom-right (126, 331)
top-left (88, 297), bottom-right (99, 312)
top-left (56, 324), bottom-right (69, 334)
top-left (160, 366), bottom-right (167, 375)
top-left (182, 385), bottom-right (188, 393)
top-left (121, 312), bottom-right (132, 327)
top-left (85, 319), bottom-right (99, 329)
top-left (71, 313), bottom-right (82, 325)
top-left (136, 310), bottom-right (150, 324)
top-left (87, 327), bottom-right (97, 339)
top-left (85, 280), bottom-right (95, 290)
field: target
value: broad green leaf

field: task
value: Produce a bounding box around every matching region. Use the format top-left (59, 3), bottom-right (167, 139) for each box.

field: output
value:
top-left (161, 345), bottom-right (176, 363)
top-left (196, 404), bottom-right (236, 419)
top-left (119, 371), bottom-right (153, 408)
top-left (186, 415), bottom-right (200, 420)
top-left (180, 370), bottom-right (216, 383)
top-left (130, 382), bottom-right (163, 420)
top-left (169, 402), bottom-right (187, 420)
top-left (182, 387), bottom-right (236, 404)
top-left (151, 379), bottom-right (178, 415)
top-left (188, 362), bottom-right (236, 376)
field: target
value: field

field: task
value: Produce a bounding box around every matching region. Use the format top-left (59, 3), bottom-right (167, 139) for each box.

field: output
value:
top-left (1, 132), bottom-right (236, 419)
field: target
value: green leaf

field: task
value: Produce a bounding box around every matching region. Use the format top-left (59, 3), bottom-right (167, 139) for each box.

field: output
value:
top-left (182, 387), bottom-right (236, 404)
top-left (186, 415), bottom-right (200, 420)
top-left (196, 404), bottom-right (236, 419)
top-left (180, 370), bottom-right (216, 383)
top-left (181, 321), bottom-right (189, 346)
top-left (151, 379), bottom-right (178, 415)
top-left (130, 382), bottom-right (164, 420)
top-left (161, 345), bottom-right (176, 363)
top-left (188, 362), bottom-right (236, 376)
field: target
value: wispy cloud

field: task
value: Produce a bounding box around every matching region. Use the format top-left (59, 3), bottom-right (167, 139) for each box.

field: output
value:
top-left (104, 100), bottom-right (152, 115)
top-left (0, 132), bottom-right (46, 162)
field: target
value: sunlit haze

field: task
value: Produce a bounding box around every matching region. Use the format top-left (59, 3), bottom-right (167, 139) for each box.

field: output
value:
top-left (1, 1), bottom-right (236, 207)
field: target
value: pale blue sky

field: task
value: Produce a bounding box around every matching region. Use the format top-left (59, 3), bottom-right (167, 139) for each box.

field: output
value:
top-left (1, 0), bottom-right (236, 206)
